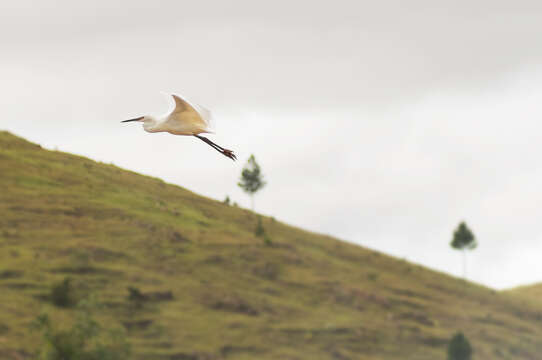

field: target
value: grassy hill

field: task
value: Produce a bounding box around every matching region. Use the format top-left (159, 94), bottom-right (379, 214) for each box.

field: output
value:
top-left (505, 283), bottom-right (542, 306)
top-left (1, 130), bottom-right (542, 360)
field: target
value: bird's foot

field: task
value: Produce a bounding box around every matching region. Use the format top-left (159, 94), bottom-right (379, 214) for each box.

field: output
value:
top-left (223, 149), bottom-right (236, 161)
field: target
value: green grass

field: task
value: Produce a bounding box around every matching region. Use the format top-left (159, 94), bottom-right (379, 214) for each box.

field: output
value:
top-left (1, 130), bottom-right (542, 359)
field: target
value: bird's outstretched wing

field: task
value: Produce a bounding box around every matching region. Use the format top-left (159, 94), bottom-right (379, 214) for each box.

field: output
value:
top-left (167, 94), bottom-right (213, 133)
top-left (171, 94), bottom-right (194, 114)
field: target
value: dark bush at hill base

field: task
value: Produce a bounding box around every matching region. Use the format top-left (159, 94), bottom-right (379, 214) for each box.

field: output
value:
top-left (447, 332), bottom-right (473, 360)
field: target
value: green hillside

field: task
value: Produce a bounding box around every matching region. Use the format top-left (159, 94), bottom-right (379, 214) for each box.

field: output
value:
top-left (1, 130), bottom-right (542, 360)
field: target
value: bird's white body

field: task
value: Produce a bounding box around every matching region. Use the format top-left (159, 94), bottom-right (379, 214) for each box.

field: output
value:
top-left (122, 93), bottom-right (236, 160)
top-left (139, 94), bottom-right (213, 135)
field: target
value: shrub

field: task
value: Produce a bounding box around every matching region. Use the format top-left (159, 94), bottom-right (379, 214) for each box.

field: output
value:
top-left (34, 301), bottom-right (130, 360)
top-left (127, 287), bottom-right (147, 309)
top-left (447, 332), bottom-right (472, 360)
top-left (50, 277), bottom-right (76, 308)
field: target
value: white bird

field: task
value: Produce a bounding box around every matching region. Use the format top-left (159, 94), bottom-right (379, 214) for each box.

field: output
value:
top-left (122, 94), bottom-right (236, 160)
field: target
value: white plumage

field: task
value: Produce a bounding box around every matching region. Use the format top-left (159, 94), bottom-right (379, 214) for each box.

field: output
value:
top-left (122, 94), bottom-right (236, 160)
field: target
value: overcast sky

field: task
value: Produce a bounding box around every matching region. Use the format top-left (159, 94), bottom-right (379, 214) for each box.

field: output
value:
top-left (2, 0), bottom-right (542, 289)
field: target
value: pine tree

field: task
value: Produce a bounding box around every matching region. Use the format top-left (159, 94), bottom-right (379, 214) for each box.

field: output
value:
top-left (238, 154), bottom-right (266, 211)
top-left (450, 221), bottom-right (477, 279)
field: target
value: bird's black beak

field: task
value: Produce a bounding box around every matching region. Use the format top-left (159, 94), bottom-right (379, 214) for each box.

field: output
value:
top-left (121, 116), bottom-right (144, 123)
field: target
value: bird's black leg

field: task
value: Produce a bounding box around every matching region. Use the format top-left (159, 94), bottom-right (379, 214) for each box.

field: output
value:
top-left (197, 135), bottom-right (225, 151)
top-left (195, 135), bottom-right (222, 152)
top-left (194, 135), bottom-right (237, 160)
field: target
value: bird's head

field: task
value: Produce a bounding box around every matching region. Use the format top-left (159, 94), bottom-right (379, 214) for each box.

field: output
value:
top-left (121, 115), bottom-right (159, 131)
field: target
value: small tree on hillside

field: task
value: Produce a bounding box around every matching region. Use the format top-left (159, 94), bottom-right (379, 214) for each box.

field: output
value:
top-left (447, 332), bottom-right (472, 360)
top-left (238, 154), bottom-right (266, 211)
top-left (450, 221), bottom-right (477, 279)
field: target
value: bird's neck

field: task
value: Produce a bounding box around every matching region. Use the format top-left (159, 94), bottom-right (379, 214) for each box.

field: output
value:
top-left (143, 117), bottom-right (163, 133)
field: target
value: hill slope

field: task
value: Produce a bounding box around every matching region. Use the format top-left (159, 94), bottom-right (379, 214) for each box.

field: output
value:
top-left (506, 283), bottom-right (542, 306)
top-left (1, 130), bottom-right (542, 360)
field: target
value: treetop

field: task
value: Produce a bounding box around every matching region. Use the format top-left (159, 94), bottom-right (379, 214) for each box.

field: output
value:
top-left (451, 221), bottom-right (477, 250)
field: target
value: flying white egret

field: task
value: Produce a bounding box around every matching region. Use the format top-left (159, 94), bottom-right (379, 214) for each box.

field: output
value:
top-left (122, 94), bottom-right (236, 160)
